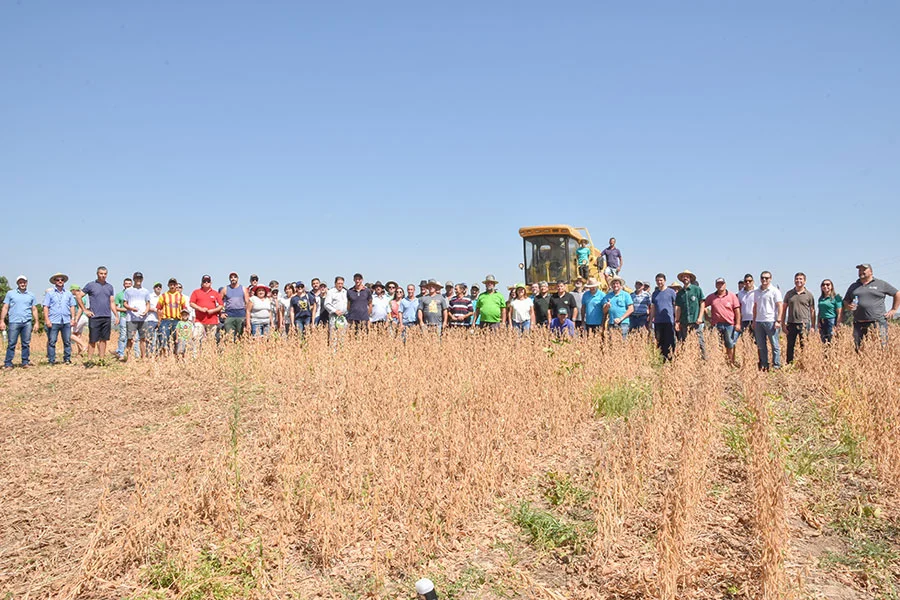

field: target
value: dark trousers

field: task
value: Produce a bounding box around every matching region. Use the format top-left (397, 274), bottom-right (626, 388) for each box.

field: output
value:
top-left (785, 323), bottom-right (807, 363)
top-left (654, 322), bottom-right (676, 360)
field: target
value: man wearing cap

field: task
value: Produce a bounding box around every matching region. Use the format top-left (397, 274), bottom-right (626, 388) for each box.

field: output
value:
top-left (705, 278), bottom-right (741, 366)
top-left (346, 273), bottom-right (373, 333)
top-left (42, 273), bottom-right (78, 365)
top-left (602, 276), bottom-right (634, 339)
top-left (549, 307), bottom-right (576, 338)
top-left (79, 266), bottom-right (117, 362)
top-left (2, 276), bottom-right (39, 368)
top-left (418, 279), bottom-right (449, 334)
top-left (630, 280), bottom-right (651, 332)
top-left (581, 278), bottom-right (605, 333)
top-left (549, 281), bottom-right (578, 323)
top-left (443, 281), bottom-right (455, 300)
top-left (122, 272), bottom-right (153, 362)
top-left (783, 272), bottom-right (816, 364)
top-left (844, 263), bottom-right (900, 349)
top-left (532, 281), bottom-right (552, 326)
top-left (370, 281), bottom-right (391, 328)
top-left (649, 273), bottom-right (677, 360)
top-left (674, 269), bottom-right (706, 358)
top-left (189, 275), bottom-right (223, 349)
top-left (751, 271), bottom-right (783, 370)
top-left (473, 275), bottom-right (507, 329)
top-left (157, 278), bottom-right (187, 353)
top-left (220, 272), bottom-right (250, 342)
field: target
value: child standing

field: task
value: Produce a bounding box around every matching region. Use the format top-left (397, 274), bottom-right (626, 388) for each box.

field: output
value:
top-left (174, 308), bottom-right (193, 359)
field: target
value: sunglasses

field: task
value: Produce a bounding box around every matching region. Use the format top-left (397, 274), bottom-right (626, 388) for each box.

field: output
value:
top-left (760, 276), bottom-right (771, 280)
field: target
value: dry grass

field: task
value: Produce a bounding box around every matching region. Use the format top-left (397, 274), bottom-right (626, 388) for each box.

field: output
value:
top-left (1, 324), bottom-right (899, 598)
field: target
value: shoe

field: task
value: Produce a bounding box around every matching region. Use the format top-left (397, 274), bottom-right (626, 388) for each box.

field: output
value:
top-left (22, 364), bottom-right (35, 369)
top-left (64, 361), bottom-right (72, 365)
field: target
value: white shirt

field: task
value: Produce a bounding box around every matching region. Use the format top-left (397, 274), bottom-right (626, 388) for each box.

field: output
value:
top-left (146, 293), bottom-right (160, 323)
top-left (753, 286), bottom-right (783, 322)
top-left (510, 297), bottom-right (534, 323)
top-left (370, 294), bottom-right (391, 322)
top-left (324, 287), bottom-right (348, 315)
top-left (737, 288), bottom-right (755, 321)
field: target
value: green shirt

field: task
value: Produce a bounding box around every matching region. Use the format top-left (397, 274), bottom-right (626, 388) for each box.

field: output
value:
top-left (475, 291), bottom-right (506, 323)
top-left (818, 295), bottom-right (842, 320)
top-left (115, 291), bottom-right (127, 318)
top-left (675, 283), bottom-right (704, 324)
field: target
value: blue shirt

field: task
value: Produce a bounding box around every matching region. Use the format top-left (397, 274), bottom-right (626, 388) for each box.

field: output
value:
top-left (43, 288), bottom-right (77, 323)
top-left (602, 290), bottom-right (634, 325)
top-left (651, 287), bottom-right (677, 324)
top-left (399, 297), bottom-right (419, 324)
top-left (631, 290), bottom-right (651, 316)
top-left (4, 289), bottom-right (37, 323)
top-left (82, 280), bottom-right (115, 318)
top-left (550, 317), bottom-right (576, 337)
top-left (581, 289), bottom-right (606, 325)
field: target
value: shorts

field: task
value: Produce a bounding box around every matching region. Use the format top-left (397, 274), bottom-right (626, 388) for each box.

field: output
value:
top-left (126, 321), bottom-right (146, 340)
top-left (74, 314), bottom-right (89, 334)
top-left (715, 323), bottom-right (738, 349)
top-left (174, 340), bottom-right (187, 355)
top-left (88, 317), bottom-right (111, 343)
top-left (603, 266), bottom-right (617, 277)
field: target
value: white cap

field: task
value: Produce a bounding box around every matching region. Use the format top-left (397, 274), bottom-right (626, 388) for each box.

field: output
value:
top-left (16, 274), bottom-right (27, 283)
top-left (415, 578), bottom-right (435, 594)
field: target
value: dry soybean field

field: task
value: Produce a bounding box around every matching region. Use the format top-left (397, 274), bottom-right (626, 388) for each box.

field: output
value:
top-left (1, 328), bottom-right (899, 599)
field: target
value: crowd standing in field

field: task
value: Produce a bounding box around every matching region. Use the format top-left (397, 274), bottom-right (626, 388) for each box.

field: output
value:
top-left (2, 258), bottom-right (899, 371)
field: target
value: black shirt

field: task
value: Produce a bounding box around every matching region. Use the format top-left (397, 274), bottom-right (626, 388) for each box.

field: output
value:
top-left (533, 294), bottom-right (552, 324)
top-left (549, 292), bottom-right (577, 320)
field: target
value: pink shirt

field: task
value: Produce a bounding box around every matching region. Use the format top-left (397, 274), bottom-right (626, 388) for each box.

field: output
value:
top-left (705, 291), bottom-right (740, 326)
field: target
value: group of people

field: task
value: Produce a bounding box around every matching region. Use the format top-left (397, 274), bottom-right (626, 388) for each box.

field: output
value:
top-left (1, 262), bottom-right (897, 370)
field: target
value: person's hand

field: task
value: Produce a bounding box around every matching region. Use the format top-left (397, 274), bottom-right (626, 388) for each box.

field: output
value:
top-left (45, 319), bottom-right (52, 329)
top-left (0, 322), bottom-right (6, 332)
top-left (85, 309), bottom-right (94, 318)
top-left (674, 322), bottom-right (681, 332)
top-left (775, 321), bottom-right (782, 329)
top-left (696, 318), bottom-right (703, 325)
top-left (735, 324), bottom-right (742, 333)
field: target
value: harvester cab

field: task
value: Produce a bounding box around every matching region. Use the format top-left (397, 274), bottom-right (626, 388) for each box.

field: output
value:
top-left (518, 225), bottom-right (610, 292)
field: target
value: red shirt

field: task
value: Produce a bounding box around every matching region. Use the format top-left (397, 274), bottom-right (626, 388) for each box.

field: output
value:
top-left (190, 287), bottom-right (222, 325)
top-left (705, 291), bottom-right (740, 326)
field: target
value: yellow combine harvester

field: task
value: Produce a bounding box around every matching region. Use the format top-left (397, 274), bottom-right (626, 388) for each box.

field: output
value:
top-left (518, 225), bottom-right (608, 291)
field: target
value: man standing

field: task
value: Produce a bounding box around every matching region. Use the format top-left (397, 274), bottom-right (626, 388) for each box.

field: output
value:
top-left (399, 284), bottom-right (419, 341)
top-left (576, 239), bottom-right (592, 281)
top-left (220, 272), bottom-right (250, 342)
top-left (418, 279), bottom-right (448, 334)
top-left (602, 276), bottom-right (634, 339)
top-left (473, 274), bottom-right (507, 330)
top-left (78, 266), bottom-right (117, 362)
top-left (674, 269), bottom-right (706, 358)
top-left (447, 283), bottom-right (474, 328)
top-left (705, 277), bottom-right (741, 366)
top-left (570, 278), bottom-right (586, 330)
top-left (630, 280), bottom-right (651, 331)
top-left (549, 281), bottom-right (578, 323)
top-left (581, 278), bottom-right (605, 334)
top-left (189, 275), bottom-right (223, 349)
top-left (1, 275), bottom-right (39, 368)
top-left (346, 273), bottom-right (373, 333)
top-left (783, 272), bottom-right (816, 364)
top-left (157, 278), bottom-right (186, 353)
top-left (315, 282), bottom-right (329, 326)
top-left (649, 273), bottom-right (677, 360)
top-left (325, 276), bottom-right (349, 345)
top-left (122, 272), bottom-right (153, 361)
top-left (599, 237), bottom-right (623, 286)
top-left (443, 281), bottom-right (455, 299)
top-left (114, 277), bottom-right (133, 358)
top-left (844, 263), bottom-right (900, 349)
top-left (417, 279), bottom-right (429, 299)
top-left (752, 271), bottom-right (784, 371)
top-left (43, 273), bottom-right (77, 365)
top-left (146, 282), bottom-right (162, 355)
top-left (737, 274), bottom-right (756, 339)
top-left (532, 281), bottom-right (552, 326)
top-left (370, 281), bottom-right (391, 328)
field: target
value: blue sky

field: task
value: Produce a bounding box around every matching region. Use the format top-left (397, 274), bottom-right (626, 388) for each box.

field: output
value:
top-left (3, 2), bottom-right (899, 298)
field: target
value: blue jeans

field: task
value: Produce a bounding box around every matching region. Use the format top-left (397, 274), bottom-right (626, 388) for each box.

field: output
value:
top-left (630, 314), bottom-right (648, 330)
top-left (818, 318), bottom-right (836, 343)
top-left (159, 319), bottom-right (179, 352)
top-left (117, 316), bottom-right (128, 356)
top-left (251, 322), bottom-right (270, 337)
top-left (676, 322), bottom-right (707, 359)
top-left (5, 321), bottom-right (34, 367)
top-left (753, 322), bottom-right (781, 370)
top-left (715, 323), bottom-right (737, 349)
top-left (143, 321), bottom-right (159, 355)
top-left (47, 322), bottom-right (72, 363)
top-left (853, 318), bottom-right (888, 349)
top-left (293, 316), bottom-right (311, 336)
top-left (609, 322), bottom-right (630, 339)
top-left (513, 320), bottom-right (531, 333)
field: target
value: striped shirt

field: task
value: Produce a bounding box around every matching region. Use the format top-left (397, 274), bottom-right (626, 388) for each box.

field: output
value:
top-left (157, 291), bottom-right (187, 320)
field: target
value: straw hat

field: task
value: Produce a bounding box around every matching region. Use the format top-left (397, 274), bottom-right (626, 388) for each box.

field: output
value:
top-left (677, 269), bottom-right (697, 283)
top-left (669, 281), bottom-right (684, 290)
top-left (49, 273), bottom-right (69, 284)
top-left (482, 274), bottom-right (499, 284)
top-left (584, 278), bottom-right (600, 289)
top-left (610, 276), bottom-right (625, 285)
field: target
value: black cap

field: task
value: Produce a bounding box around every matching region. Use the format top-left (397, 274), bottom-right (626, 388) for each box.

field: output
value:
top-left (168, 278), bottom-right (178, 285)
top-left (201, 274), bottom-right (212, 282)
top-left (133, 271), bottom-right (143, 279)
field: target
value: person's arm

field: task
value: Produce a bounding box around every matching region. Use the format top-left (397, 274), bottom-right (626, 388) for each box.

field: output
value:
top-left (76, 291), bottom-right (92, 317)
top-left (888, 290), bottom-right (900, 319)
top-left (696, 301), bottom-right (705, 325)
top-left (733, 303), bottom-right (742, 332)
top-left (617, 252), bottom-right (623, 274)
top-left (441, 307), bottom-right (448, 328)
top-left (674, 304), bottom-right (682, 332)
top-left (835, 297), bottom-right (843, 325)
top-left (570, 297), bottom-right (578, 322)
top-left (529, 305), bottom-right (536, 324)
top-left (0, 303), bottom-right (7, 331)
top-left (31, 301), bottom-right (39, 325)
top-left (648, 301), bottom-right (656, 324)
top-left (602, 302), bottom-right (610, 330)
top-left (368, 295), bottom-right (373, 317)
top-left (417, 305), bottom-right (424, 326)
top-left (501, 305), bottom-right (508, 326)
top-left (111, 295), bottom-right (119, 325)
top-left (775, 301), bottom-right (784, 328)
top-left (809, 296), bottom-right (816, 329)
top-left (43, 298), bottom-right (53, 329)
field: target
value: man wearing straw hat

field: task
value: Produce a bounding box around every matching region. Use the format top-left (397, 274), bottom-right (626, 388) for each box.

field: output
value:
top-left (674, 269), bottom-right (706, 358)
top-left (602, 275), bottom-right (634, 339)
top-left (43, 273), bottom-right (78, 365)
top-left (581, 277), bottom-right (605, 333)
top-left (1, 275), bottom-right (40, 369)
top-left (473, 274), bottom-right (507, 329)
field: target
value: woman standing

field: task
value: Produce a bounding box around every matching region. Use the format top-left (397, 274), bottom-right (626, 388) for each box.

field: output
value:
top-left (248, 285), bottom-right (274, 337)
top-left (278, 282), bottom-right (295, 334)
top-left (509, 284), bottom-right (535, 333)
top-left (389, 286), bottom-right (404, 333)
top-left (817, 279), bottom-right (842, 343)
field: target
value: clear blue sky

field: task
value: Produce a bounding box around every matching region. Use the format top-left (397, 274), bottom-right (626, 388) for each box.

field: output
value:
top-left (3, 2), bottom-right (899, 297)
